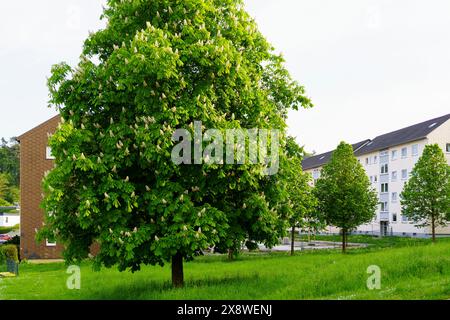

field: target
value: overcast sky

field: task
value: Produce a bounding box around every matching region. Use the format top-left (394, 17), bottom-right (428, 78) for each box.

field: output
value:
top-left (1, 1), bottom-right (449, 153)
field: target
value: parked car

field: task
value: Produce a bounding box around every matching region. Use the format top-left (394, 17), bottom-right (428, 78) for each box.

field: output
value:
top-left (0, 234), bottom-right (12, 243)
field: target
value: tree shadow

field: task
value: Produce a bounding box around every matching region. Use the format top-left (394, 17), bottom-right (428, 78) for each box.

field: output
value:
top-left (82, 273), bottom-right (261, 300)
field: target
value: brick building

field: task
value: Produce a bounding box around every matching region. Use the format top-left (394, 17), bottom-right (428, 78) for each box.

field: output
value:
top-left (18, 115), bottom-right (63, 259)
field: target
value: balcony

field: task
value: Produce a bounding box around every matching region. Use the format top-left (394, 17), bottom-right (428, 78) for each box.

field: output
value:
top-left (379, 212), bottom-right (389, 221)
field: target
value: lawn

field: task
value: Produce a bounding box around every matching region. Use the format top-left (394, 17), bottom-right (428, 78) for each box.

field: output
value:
top-left (2, 236), bottom-right (450, 300)
top-left (0, 224), bottom-right (19, 234)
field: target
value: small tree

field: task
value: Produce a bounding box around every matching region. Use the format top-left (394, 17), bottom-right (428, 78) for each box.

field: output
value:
top-left (401, 144), bottom-right (450, 243)
top-left (283, 137), bottom-right (317, 255)
top-left (315, 142), bottom-right (378, 253)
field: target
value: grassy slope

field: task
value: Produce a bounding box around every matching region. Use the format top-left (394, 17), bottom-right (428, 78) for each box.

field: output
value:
top-left (2, 236), bottom-right (450, 300)
top-left (0, 224), bottom-right (20, 234)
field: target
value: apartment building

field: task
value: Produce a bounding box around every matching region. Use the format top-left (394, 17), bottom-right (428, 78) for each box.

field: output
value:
top-left (18, 115), bottom-right (63, 259)
top-left (302, 114), bottom-right (450, 237)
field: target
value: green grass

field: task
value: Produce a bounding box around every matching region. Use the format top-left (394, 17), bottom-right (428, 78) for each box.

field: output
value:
top-left (0, 224), bottom-right (19, 234)
top-left (298, 234), bottom-right (438, 249)
top-left (2, 237), bottom-right (450, 300)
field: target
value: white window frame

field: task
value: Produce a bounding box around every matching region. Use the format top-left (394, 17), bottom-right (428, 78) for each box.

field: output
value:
top-left (401, 147), bottom-right (407, 158)
top-left (391, 171), bottom-right (397, 182)
top-left (391, 150), bottom-right (398, 160)
top-left (46, 239), bottom-right (57, 247)
top-left (46, 146), bottom-right (55, 160)
top-left (412, 144), bottom-right (419, 157)
top-left (391, 192), bottom-right (398, 202)
top-left (381, 183), bottom-right (389, 193)
top-left (401, 169), bottom-right (408, 180)
top-left (312, 169), bottom-right (320, 180)
top-left (446, 143), bottom-right (450, 153)
top-left (373, 156), bottom-right (378, 164)
top-left (380, 164), bottom-right (388, 174)
top-left (392, 213), bottom-right (397, 223)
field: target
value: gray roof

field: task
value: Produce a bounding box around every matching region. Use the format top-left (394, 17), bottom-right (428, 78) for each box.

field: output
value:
top-left (302, 140), bottom-right (370, 171)
top-left (355, 113), bottom-right (450, 156)
top-left (302, 113), bottom-right (450, 170)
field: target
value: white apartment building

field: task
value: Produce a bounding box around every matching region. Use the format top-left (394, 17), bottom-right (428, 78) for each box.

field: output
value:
top-left (302, 114), bottom-right (450, 237)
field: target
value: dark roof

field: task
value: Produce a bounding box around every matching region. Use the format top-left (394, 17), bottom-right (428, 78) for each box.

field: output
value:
top-left (302, 113), bottom-right (450, 170)
top-left (302, 140), bottom-right (371, 171)
top-left (355, 113), bottom-right (450, 156)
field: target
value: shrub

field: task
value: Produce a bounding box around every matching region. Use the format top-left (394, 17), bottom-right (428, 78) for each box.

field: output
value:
top-left (0, 244), bottom-right (19, 263)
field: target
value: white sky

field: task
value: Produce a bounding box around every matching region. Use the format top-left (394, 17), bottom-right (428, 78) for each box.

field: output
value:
top-left (1, 1), bottom-right (449, 153)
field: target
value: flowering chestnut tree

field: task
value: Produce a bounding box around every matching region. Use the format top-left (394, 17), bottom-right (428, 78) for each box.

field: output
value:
top-left (38, 0), bottom-right (312, 287)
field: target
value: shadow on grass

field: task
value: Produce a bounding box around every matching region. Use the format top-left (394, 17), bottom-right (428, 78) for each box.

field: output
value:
top-left (83, 273), bottom-right (261, 300)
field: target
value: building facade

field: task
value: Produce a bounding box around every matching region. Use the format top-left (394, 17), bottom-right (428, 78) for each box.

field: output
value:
top-left (303, 114), bottom-right (450, 237)
top-left (18, 115), bottom-right (64, 259)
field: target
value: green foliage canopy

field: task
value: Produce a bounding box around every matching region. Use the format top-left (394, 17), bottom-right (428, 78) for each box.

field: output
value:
top-left (315, 142), bottom-right (378, 249)
top-left (38, 0), bottom-right (312, 274)
top-left (401, 144), bottom-right (450, 239)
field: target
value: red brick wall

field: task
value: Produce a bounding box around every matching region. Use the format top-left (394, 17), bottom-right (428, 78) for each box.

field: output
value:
top-left (19, 116), bottom-right (63, 259)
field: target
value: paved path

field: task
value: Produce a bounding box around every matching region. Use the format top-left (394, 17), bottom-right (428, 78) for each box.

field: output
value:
top-left (258, 240), bottom-right (368, 252)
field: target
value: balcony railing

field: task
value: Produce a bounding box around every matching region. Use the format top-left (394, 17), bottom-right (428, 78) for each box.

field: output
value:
top-left (379, 212), bottom-right (389, 221)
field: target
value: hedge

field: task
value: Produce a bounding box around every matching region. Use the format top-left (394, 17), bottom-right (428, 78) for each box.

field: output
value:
top-left (0, 244), bottom-right (19, 263)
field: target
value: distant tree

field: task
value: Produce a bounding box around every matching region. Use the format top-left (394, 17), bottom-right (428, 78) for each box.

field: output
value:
top-left (315, 142), bottom-right (378, 253)
top-left (0, 138), bottom-right (20, 186)
top-left (282, 137), bottom-right (318, 255)
top-left (37, 0), bottom-right (312, 288)
top-left (401, 144), bottom-right (450, 243)
top-left (0, 173), bottom-right (9, 203)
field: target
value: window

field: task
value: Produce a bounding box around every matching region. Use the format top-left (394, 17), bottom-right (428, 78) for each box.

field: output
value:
top-left (391, 171), bottom-right (397, 182)
top-left (392, 213), bottom-right (397, 223)
top-left (412, 144), bottom-right (419, 157)
top-left (380, 151), bottom-right (389, 163)
top-left (374, 175), bottom-right (378, 183)
top-left (373, 156), bottom-right (378, 164)
top-left (381, 183), bottom-right (389, 193)
top-left (46, 146), bottom-right (55, 160)
top-left (312, 169), bottom-right (321, 180)
top-left (369, 176), bottom-right (373, 184)
top-left (46, 239), bottom-right (57, 247)
top-left (380, 164), bottom-right (388, 174)
top-left (365, 158), bottom-right (369, 165)
top-left (402, 215), bottom-right (409, 223)
top-left (5, 217), bottom-right (8, 224)
top-left (391, 150), bottom-right (398, 160)
top-left (401, 147), bottom-right (407, 158)
top-left (446, 143), bottom-right (450, 153)
top-left (380, 201), bottom-right (389, 212)
top-left (392, 192), bottom-right (398, 202)
top-left (401, 169), bottom-right (408, 180)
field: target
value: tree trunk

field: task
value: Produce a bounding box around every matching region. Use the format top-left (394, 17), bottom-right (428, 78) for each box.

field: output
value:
top-left (171, 252), bottom-right (184, 288)
top-left (228, 248), bottom-right (234, 260)
top-left (431, 215), bottom-right (436, 243)
top-left (342, 229), bottom-right (346, 253)
top-left (291, 226), bottom-right (295, 256)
